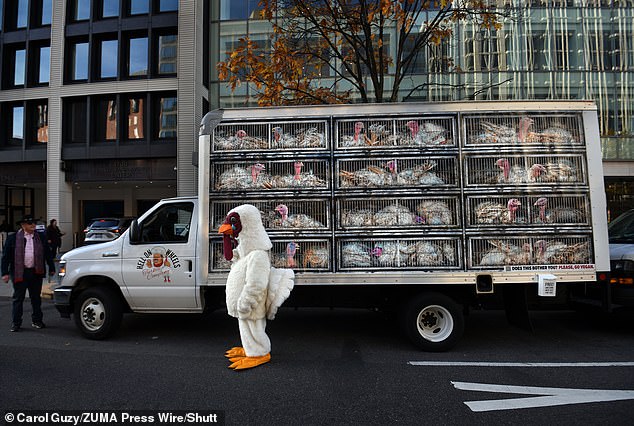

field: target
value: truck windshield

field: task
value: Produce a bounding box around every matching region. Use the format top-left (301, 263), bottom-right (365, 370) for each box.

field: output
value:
top-left (609, 210), bottom-right (634, 243)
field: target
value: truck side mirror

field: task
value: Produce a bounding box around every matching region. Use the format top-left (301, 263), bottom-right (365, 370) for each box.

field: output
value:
top-left (129, 219), bottom-right (141, 244)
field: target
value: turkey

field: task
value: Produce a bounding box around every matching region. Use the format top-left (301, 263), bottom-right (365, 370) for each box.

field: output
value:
top-left (339, 121), bottom-right (366, 147)
top-left (366, 123), bottom-right (397, 146)
top-left (479, 240), bottom-right (531, 266)
top-left (216, 163), bottom-right (268, 190)
top-left (416, 200), bottom-right (453, 225)
top-left (525, 125), bottom-right (575, 144)
top-left (396, 161), bottom-right (445, 186)
top-left (533, 197), bottom-right (584, 224)
top-left (340, 165), bottom-right (387, 187)
top-left (404, 121), bottom-right (449, 145)
top-left (473, 116), bottom-right (533, 144)
top-left (496, 158), bottom-right (546, 184)
top-left (539, 160), bottom-right (579, 183)
top-left (273, 127), bottom-right (325, 148)
top-left (272, 204), bottom-right (325, 229)
top-left (475, 198), bottom-right (524, 224)
top-left (302, 246), bottom-right (330, 268)
top-left (214, 129), bottom-right (268, 151)
top-left (370, 242), bottom-right (415, 267)
top-left (534, 240), bottom-right (590, 264)
top-left (271, 242), bottom-right (299, 268)
top-left (342, 242), bottom-right (373, 267)
top-left (263, 163), bottom-right (326, 189)
top-left (341, 209), bottom-right (375, 227)
top-left (373, 203), bottom-right (415, 226)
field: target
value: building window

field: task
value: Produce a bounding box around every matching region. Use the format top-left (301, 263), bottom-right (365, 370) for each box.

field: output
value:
top-left (16, 0), bottom-right (28, 28)
top-left (157, 34), bottom-right (177, 75)
top-left (126, 97), bottom-right (145, 140)
top-left (129, 0), bottom-right (149, 15)
top-left (13, 48), bottom-right (27, 86)
top-left (100, 39), bottom-right (119, 79)
top-left (94, 97), bottom-right (118, 141)
top-left (101, 0), bottom-right (119, 18)
top-left (12, 105), bottom-right (25, 144)
top-left (0, 0), bottom-right (3, 31)
top-left (64, 97), bottom-right (88, 144)
top-left (27, 101), bottom-right (48, 145)
top-left (158, 0), bottom-right (178, 12)
top-left (128, 37), bottom-right (148, 76)
top-left (157, 96), bottom-right (177, 139)
top-left (71, 41), bottom-right (89, 81)
top-left (72, 0), bottom-right (91, 21)
top-left (33, 0), bottom-right (53, 26)
top-left (38, 46), bottom-right (51, 84)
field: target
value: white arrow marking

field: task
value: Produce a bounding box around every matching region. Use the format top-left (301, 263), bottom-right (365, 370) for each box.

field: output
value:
top-left (452, 381), bottom-right (634, 412)
top-left (409, 361), bottom-right (634, 367)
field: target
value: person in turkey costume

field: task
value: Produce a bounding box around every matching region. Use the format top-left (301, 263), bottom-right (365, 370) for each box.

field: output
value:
top-left (218, 204), bottom-right (294, 370)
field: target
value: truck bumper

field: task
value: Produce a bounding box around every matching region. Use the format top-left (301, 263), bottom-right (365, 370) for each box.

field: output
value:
top-left (54, 287), bottom-right (73, 318)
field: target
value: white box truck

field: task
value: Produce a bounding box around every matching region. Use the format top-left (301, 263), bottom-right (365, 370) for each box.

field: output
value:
top-left (54, 101), bottom-right (610, 351)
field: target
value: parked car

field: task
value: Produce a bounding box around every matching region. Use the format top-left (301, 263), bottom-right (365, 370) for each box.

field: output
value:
top-left (83, 217), bottom-right (134, 245)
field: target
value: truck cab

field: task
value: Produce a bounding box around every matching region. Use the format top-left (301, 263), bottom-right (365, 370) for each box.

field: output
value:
top-left (55, 197), bottom-right (205, 339)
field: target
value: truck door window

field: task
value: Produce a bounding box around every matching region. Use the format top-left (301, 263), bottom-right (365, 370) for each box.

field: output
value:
top-left (140, 202), bottom-right (193, 243)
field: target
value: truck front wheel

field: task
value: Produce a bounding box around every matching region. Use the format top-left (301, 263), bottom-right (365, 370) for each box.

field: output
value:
top-left (401, 292), bottom-right (464, 352)
top-left (74, 287), bottom-right (123, 340)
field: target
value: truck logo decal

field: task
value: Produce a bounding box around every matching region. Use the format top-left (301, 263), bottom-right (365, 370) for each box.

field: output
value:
top-left (137, 246), bottom-right (181, 282)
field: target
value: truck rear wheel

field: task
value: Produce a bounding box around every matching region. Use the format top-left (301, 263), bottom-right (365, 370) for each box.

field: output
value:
top-left (74, 287), bottom-right (123, 340)
top-left (401, 292), bottom-right (464, 352)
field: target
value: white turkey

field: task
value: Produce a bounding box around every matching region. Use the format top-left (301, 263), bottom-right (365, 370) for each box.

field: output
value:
top-left (272, 204), bottom-right (325, 229)
top-left (339, 121), bottom-right (366, 147)
top-left (370, 242), bottom-right (414, 267)
top-left (216, 163), bottom-right (268, 190)
top-left (533, 197), bottom-right (584, 224)
top-left (339, 165), bottom-right (387, 187)
top-left (342, 242), bottom-right (373, 267)
top-left (373, 204), bottom-right (415, 226)
top-left (479, 240), bottom-right (531, 266)
top-left (473, 116), bottom-right (533, 144)
top-left (539, 160), bottom-right (579, 183)
top-left (416, 200), bottom-right (453, 225)
top-left (273, 126), bottom-right (325, 148)
top-left (396, 161), bottom-right (445, 186)
top-left (525, 125), bottom-right (575, 144)
top-left (475, 198), bottom-right (524, 224)
top-left (272, 127), bottom-right (297, 148)
top-left (264, 162), bottom-right (326, 189)
top-left (496, 158), bottom-right (546, 184)
top-left (534, 240), bottom-right (590, 264)
top-left (341, 209), bottom-right (375, 227)
top-left (413, 241), bottom-right (442, 266)
top-left (302, 246), bottom-right (330, 268)
top-left (214, 129), bottom-right (268, 151)
top-left (365, 123), bottom-right (397, 146)
top-left (404, 120), bottom-right (449, 145)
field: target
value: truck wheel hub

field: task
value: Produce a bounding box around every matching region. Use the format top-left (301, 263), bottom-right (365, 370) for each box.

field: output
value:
top-left (81, 298), bottom-right (106, 330)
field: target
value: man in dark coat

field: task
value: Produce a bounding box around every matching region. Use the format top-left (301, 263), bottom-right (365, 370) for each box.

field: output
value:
top-left (1, 215), bottom-right (56, 332)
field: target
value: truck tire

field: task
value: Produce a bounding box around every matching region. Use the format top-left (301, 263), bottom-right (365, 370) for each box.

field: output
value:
top-left (401, 292), bottom-right (464, 352)
top-left (74, 287), bottom-right (123, 340)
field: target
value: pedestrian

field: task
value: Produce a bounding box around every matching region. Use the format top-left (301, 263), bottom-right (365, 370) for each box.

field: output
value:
top-left (46, 218), bottom-right (65, 257)
top-left (1, 214), bottom-right (56, 332)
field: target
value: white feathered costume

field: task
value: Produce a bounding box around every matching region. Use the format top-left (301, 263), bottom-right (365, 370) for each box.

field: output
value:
top-left (218, 204), bottom-right (295, 370)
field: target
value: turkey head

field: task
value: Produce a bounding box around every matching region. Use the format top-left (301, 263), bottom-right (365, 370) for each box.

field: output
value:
top-left (218, 212), bottom-right (242, 261)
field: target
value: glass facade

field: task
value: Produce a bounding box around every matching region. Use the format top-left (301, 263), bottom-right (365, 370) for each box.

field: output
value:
top-left (159, 0), bottom-right (178, 13)
top-left (102, 0), bottom-right (119, 18)
top-left (74, 0), bottom-right (91, 21)
top-left (158, 34), bottom-right (178, 74)
top-left (209, 1), bottom-right (634, 161)
top-left (16, 0), bottom-right (28, 28)
top-left (158, 96), bottom-right (177, 138)
top-left (100, 39), bottom-right (119, 79)
top-left (12, 106), bottom-right (24, 141)
top-left (41, 0), bottom-right (52, 26)
top-left (39, 46), bottom-right (51, 84)
top-left (130, 0), bottom-right (149, 15)
top-left (72, 42), bottom-right (89, 80)
top-left (14, 49), bottom-right (26, 86)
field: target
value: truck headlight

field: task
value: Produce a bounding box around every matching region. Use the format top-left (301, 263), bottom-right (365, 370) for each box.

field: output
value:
top-left (58, 261), bottom-right (66, 277)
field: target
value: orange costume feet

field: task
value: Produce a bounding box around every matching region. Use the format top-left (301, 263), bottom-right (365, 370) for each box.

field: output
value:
top-left (225, 347), bottom-right (245, 358)
top-left (228, 353), bottom-right (271, 370)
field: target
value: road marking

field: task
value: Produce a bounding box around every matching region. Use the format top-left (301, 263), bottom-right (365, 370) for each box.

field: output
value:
top-left (409, 361), bottom-right (634, 367)
top-left (451, 381), bottom-right (634, 412)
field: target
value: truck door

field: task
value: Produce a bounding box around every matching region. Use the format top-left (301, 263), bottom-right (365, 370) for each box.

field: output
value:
top-left (121, 201), bottom-right (200, 310)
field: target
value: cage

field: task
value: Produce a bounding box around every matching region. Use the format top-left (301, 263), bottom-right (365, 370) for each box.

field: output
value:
top-left (336, 157), bottom-right (457, 189)
top-left (270, 239), bottom-right (331, 271)
top-left (464, 154), bottom-right (587, 187)
top-left (337, 237), bottom-right (462, 271)
top-left (212, 120), bottom-right (328, 152)
top-left (463, 113), bottom-right (582, 147)
top-left (337, 196), bottom-right (459, 229)
top-left (212, 159), bottom-right (329, 192)
top-left (468, 235), bottom-right (593, 268)
top-left (335, 116), bottom-right (454, 149)
top-left (211, 199), bottom-right (330, 231)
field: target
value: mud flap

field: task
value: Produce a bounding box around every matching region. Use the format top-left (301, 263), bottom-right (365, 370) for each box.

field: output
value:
top-left (502, 285), bottom-right (533, 331)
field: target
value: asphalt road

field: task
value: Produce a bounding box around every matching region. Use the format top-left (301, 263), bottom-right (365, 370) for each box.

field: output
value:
top-left (1, 296), bottom-right (633, 425)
